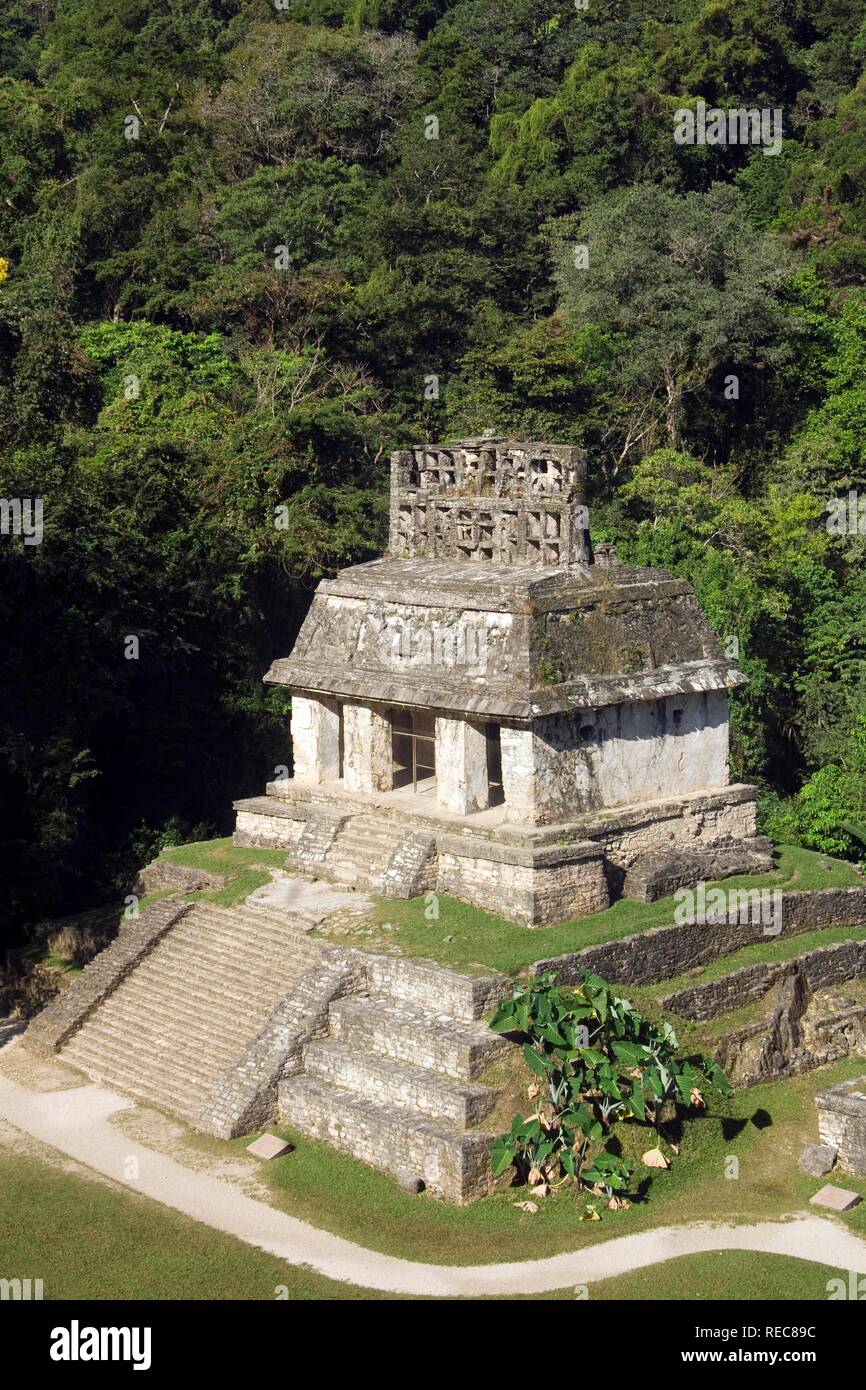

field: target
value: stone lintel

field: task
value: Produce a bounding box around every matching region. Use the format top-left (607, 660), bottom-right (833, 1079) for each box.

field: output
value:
top-left (264, 662), bottom-right (744, 719)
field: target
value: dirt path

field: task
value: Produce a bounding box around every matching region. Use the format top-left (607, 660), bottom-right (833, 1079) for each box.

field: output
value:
top-left (1, 1064), bottom-right (864, 1297)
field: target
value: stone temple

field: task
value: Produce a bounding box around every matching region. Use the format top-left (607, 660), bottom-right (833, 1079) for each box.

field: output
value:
top-left (234, 437), bottom-right (767, 925)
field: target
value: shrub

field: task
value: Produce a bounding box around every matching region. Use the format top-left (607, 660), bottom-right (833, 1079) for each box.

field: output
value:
top-left (489, 971), bottom-right (730, 1213)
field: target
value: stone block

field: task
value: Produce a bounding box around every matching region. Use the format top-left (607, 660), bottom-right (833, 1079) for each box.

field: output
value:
top-left (798, 1143), bottom-right (837, 1177)
top-left (246, 1134), bottom-right (293, 1160)
top-left (809, 1184), bottom-right (862, 1212)
top-left (816, 1075), bottom-right (866, 1177)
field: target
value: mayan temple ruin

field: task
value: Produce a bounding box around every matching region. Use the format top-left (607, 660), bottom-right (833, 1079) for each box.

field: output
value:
top-left (234, 437), bottom-right (770, 925)
top-left (25, 439), bottom-right (864, 1205)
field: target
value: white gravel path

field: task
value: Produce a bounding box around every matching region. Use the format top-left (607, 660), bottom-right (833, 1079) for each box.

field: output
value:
top-left (2, 1065), bottom-right (864, 1297)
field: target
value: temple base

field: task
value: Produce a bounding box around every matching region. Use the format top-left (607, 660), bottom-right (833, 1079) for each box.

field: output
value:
top-left (233, 781), bottom-right (761, 927)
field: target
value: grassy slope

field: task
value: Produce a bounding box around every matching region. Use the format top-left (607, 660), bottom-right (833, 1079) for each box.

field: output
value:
top-left (180, 1056), bottom-right (866, 1267)
top-left (0, 1151), bottom-right (391, 1301)
top-left (582, 1249), bottom-right (849, 1301)
top-left (0, 1149), bottom-right (845, 1300)
top-left (149, 839), bottom-right (862, 974)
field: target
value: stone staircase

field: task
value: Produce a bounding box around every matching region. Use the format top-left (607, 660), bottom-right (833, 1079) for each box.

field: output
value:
top-left (320, 814), bottom-right (397, 888)
top-left (287, 811), bottom-right (435, 897)
top-left (60, 903), bottom-right (325, 1124)
top-left (278, 959), bottom-right (509, 1202)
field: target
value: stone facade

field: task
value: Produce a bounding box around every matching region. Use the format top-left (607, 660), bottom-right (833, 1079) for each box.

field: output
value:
top-left (531, 886), bottom-right (866, 985)
top-left (817, 1078), bottom-right (866, 1178)
top-left (234, 436), bottom-right (764, 925)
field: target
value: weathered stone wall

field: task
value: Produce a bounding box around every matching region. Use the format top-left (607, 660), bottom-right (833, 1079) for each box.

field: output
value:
top-left (377, 831), bottom-right (438, 898)
top-left (522, 690), bottom-right (730, 824)
top-left (530, 886), bottom-right (866, 985)
top-left (278, 1074), bottom-right (495, 1202)
top-left (23, 899), bottom-right (191, 1055)
top-left (623, 837), bottom-right (774, 902)
top-left (817, 1078), bottom-right (866, 1177)
top-left (364, 956), bottom-right (507, 1021)
top-left (197, 952), bottom-right (363, 1139)
top-left (234, 801), bottom-right (305, 848)
top-left (437, 838), bottom-right (608, 927)
top-left (581, 786), bottom-right (758, 867)
top-left (132, 859), bottom-right (227, 895)
top-left (663, 940), bottom-right (866, 1021)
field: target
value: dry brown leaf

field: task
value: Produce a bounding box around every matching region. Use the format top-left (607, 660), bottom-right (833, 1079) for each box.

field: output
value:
top-left (513, 1200), bottom-right (539, 1213)
top-left (690, 1087), bottom-right (706, 1109)
top-left (641, 1146), bottom-right (671, 1169)
top-left (527, 1082), bottom-right (540, 1100)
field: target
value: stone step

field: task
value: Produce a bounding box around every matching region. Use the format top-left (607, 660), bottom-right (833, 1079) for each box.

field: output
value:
top-left (62, 1020), bottom-right (220, 1090)
top-left (328, 996), bottom-right (507, 1081)
top-left (303, 1039), bottom-right (495, 1128)
top-left (134, 924), bottom-right (314, 978)
top-left (131, 940), bottom-right (309, 1003)
top-left (277, 1074), bottom-right (493, 1202)
top-left (63, 1016), bottom-right (241, 1088)
top-left (62, 1043), bottom-right (210, 1120)
top-left (117, 959), bottom-right (304, 1025)
top-left (56, 899), bottom-right (328, 1127)
top-left (366, 956), bottom-right (507, 1022)
top-left (315, 860), bottom-right (366, 886)
top-left (177, 904), bottom-right (323, 959)
top-left (333, 823), bottom-right (396, 851)
top-left (81, 988), bottom-right (259, 1062)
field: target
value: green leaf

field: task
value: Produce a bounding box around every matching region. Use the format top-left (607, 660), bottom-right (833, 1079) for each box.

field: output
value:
top-left (522, 1043), bottom-right (550, 1077)
top-left (490, 1136), bottom-right (516, 1177)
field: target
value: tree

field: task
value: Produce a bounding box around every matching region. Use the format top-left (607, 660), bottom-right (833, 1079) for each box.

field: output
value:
top-left (552, 183), bottom-right (793, 460)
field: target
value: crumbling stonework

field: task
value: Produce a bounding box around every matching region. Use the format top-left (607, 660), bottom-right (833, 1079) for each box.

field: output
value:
top-left (531, 886), bottom-right (866, 984)
top-left (198, 952), bottom-right (363, 1139)
top-left (623, 836), bottom-right (775, 902)
top-left (133, 859), bottom-right (228, 895)
top-left (23, 899), bottom-right (191, 1056)
top-left (662, 939), bottom-right (866, 1021)
top-left (817, 1078), bottom-right (866, 1178)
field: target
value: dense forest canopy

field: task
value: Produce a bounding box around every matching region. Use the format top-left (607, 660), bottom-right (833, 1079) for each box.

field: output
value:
top-left (2, 0), bottom-right (866, 938)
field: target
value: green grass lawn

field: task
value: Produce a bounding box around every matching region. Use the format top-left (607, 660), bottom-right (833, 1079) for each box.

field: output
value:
top-left (0, 1148), bottom-right (848, 1300)
top-left (583, 1250), bottom-right (849, 1301)
top-left (184, 1056), bottom-right (866, 1267)
top-left (0, 1150), bottom-right (392, 1300)
top-left (36, 840), bottom-right (862, 977)
top-left (157, 838), bottom-right (862, 974)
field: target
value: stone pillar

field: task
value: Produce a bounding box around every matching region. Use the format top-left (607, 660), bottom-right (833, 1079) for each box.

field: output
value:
top-left (501, 725), bottom-right (536, 822)
top-left (343, 703), bottom-right (391, 794)
top-left (290, 696), bottom-right (340, 785)
top-left (435, 716), bottom-right (490, 815)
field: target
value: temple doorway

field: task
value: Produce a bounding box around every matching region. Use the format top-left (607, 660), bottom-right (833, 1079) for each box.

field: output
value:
top-left (390, 708), bottom-right (436, 794)
top-left (485, 722), bottom-right (505, 806)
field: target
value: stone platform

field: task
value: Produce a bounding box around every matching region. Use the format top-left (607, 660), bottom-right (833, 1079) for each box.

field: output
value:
top-left (234, 779), bottom-right (760, 926)
top-left (817, 1076), bottom-right (866, 1177)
